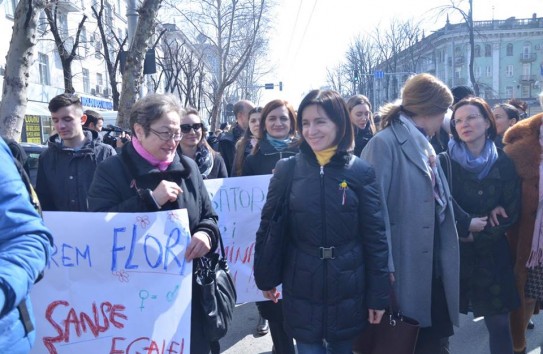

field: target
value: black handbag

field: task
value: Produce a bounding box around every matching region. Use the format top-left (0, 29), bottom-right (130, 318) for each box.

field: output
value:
top-left (195, 232), bottom-right (237, 343)
top-left (254, 157), bottom-right (296, 290)
top-left (352, 288), bottom-right (420, 354)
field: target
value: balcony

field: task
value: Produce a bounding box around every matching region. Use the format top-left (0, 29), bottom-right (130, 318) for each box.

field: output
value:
top-left (519, 75), bottom-right (536, 82)
top-left (520, 53), bottom-right (537, 62)
top-left (57, 0), bottom-right (82, 12)
top-left (454, 56), bottom-right (465, 66)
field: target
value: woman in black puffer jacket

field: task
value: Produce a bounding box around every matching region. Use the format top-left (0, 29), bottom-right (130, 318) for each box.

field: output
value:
top-left (254, 90), bottom-right (389, 354)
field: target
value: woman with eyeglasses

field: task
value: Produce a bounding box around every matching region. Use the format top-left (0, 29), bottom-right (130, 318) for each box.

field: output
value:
top-left (179, 108), bottom-right (227, 179)
top-left (347, 94), bottom-right (376, 156)
top-left (242, 99), bottom-right (299, 354)
top-left (87, 94), bottom-right (221, 354)
top-left (446, 97), bottom-right (520, 354)
top-left (232, 106), bottom-right (262, 176)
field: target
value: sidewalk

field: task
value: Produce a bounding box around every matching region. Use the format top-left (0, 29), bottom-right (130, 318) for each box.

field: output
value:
top-left (219, 303), bottom-right (543, 353)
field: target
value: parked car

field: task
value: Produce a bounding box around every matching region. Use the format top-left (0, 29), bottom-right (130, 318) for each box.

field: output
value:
top-left (20, 142), bottom-right (47, 187)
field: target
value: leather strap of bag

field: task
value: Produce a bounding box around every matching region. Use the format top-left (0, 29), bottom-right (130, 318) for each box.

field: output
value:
top-left (282, 156), bottom-right (297, 205)
top-left (438, 152), bottom-right (452, 194)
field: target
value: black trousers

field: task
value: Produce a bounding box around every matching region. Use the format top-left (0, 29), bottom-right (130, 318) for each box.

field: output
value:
top-left (256, 300), bottom-right (295, 354)
top-left (414, 278), bottom-right (453, 354)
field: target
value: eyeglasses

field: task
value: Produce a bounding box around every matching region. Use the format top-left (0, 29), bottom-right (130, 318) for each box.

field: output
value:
top-left (150, 128), bottom-right (183, 141)
top-left (180, 123), bottom-right (203, 133)
top-left (451, 114), bottom-right (483, 127)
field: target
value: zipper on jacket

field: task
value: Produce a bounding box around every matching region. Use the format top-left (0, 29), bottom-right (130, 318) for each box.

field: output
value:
top-left (320, 164), bottom-right (328, 337)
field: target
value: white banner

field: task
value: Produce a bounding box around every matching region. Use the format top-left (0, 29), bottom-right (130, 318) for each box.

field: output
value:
top-left (204, 175), bottom-right (271, 304)
top-left (30, 175), bottom-right (273, 353)
top-left (31, 210), bottom-right (193, 354)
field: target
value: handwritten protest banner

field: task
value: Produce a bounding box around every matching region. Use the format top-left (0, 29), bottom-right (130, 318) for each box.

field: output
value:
top-left (31, 210), bottom-right (193, 354)
top-left (203, 175), bottom-right (272, 303)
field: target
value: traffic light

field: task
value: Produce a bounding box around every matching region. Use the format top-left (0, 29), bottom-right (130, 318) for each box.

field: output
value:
top-left (279, 81), bottom-right (283, 91)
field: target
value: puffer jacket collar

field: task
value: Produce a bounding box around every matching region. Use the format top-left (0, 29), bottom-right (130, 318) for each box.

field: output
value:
top-left (299, 140), bottom-right (352, 168)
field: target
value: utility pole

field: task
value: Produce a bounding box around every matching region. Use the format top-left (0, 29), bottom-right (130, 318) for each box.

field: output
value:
top-left (127, 0), bottom-right (137, 47)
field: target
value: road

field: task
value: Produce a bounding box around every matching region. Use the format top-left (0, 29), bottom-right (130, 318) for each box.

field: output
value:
top-left (219, 303), bottom-right (543, 353)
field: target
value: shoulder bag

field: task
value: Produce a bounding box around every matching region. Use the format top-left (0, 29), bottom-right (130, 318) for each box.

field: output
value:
top-left (195, 230), bottom-right (237, 345)
top-left (254, 156), bottom-right (296, 290)
top-left (352, 287), bottom-right (420, 354)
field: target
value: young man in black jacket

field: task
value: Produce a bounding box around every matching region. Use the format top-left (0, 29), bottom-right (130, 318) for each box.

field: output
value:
top-left (36, 93), bottom-right (116, 211)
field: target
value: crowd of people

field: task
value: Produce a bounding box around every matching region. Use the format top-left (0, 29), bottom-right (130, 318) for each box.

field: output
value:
top-left (2, 73), bottom-right (543, 354)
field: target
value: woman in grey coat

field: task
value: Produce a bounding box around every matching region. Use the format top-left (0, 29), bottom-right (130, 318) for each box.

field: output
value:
top-left (361, 73), bottom-right (460, 354)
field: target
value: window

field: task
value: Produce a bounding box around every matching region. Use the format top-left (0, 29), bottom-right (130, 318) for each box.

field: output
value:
top-left (79, 26), bottom-right (89, 56)
top-left (5, 0), bottom-right (17, 18)
top-left (38, 10), bottom-right (47, 33)
top-left (506, 65), bottom-right (514, 77)
top-left (82, 68), bottom-right (90, 93)
top-left (38, 52), bottom-right (50, 85)
top-left (94, 35), bottom-right (102, 59)
top-left (105, 2), bottom-right (113, 28)
top-left (521, 84), bottom-right (530, 98)
top-left (485, 44), bottom-right (492, 57)
top-left (475, 66), bottom-right (481, 78)
top-left (505, 86), bottom-right (513, 97)
top-left (59, 13), bottom-right (68, 38)
top-left (506, 43), bottom-right (513, 56)
top-left (96, 73), bottom-right (103, 86)
top-left (474, 45), bottom-right (481, 57)
top-left (486, 65), bottom-right (492, 77)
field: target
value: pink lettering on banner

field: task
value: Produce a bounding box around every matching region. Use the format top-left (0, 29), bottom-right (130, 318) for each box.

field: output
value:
top-left (43, 300), bottom-right (127, 354)
top-left (224, 242), bottom-right (255, 265)
top-left (110, 336), bottom-right (185, 354)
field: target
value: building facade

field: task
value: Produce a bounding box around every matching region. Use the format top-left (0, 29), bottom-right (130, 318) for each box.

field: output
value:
top-left (375, 14), bottom-right (543, 115)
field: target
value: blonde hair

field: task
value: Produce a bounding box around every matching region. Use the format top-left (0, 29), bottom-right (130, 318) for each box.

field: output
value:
top-left (379, 73), bottom-right (453, 129)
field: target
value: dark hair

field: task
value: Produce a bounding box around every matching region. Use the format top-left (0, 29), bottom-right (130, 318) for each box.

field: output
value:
top-left (83, 109), bottom-right (103, 127)
top-left (129, 94), bottom-right (185, 136)
top-left (380, 73), bottom-right (453, 129)
top-left (233, 100), bottom-right (254, 121)
top-left (451, 85), bottom-right (475, 105)
top-left (253, 99), bottom-right (297, 154)
top-left (493, 103), bottom-right (520, 123)
top-left (48, 93), bottom-right (83, 113)
top-left (450, 97), bottom-right (497, 142)
top-left (233, 106), bottom-right (263, 175)
top-left (346, 94), bottom-right (376, 134)
top-left (507, 98), bottom-right (528, 118)
top-left (297, 89), bottom-right (353, 152)
top-left (181, 107), bottom-right (216, 154)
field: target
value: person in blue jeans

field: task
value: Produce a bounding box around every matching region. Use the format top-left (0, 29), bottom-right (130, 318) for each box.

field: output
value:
top-left (0, 136), bottom-right (53, 353)
top-left (254, 90), bottom-right (389, 354)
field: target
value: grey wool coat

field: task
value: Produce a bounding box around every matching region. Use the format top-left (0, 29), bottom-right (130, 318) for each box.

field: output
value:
top-left (361, 117), bottom-right (460, 328)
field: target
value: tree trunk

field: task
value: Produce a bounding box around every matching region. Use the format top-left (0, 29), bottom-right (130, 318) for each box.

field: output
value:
top-left (209, 86), bottom-right (225, 131)
top-left (62, 60), bottom-right (75, 93)
top-left (117, 0), bottom-right (163, 129)
top-left (0, 0), bottom-right (46, 140)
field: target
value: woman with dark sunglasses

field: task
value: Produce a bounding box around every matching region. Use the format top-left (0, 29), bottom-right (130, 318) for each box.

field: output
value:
top-left (179, 108), bottom-right (227, 179)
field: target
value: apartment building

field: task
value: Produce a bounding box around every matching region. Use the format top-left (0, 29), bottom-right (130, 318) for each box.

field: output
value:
top-left (375, 14), bottom-right (543, 115)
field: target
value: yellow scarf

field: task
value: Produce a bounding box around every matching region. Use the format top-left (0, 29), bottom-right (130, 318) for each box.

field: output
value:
top-left (315, 146), bottom-right (338, 166)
